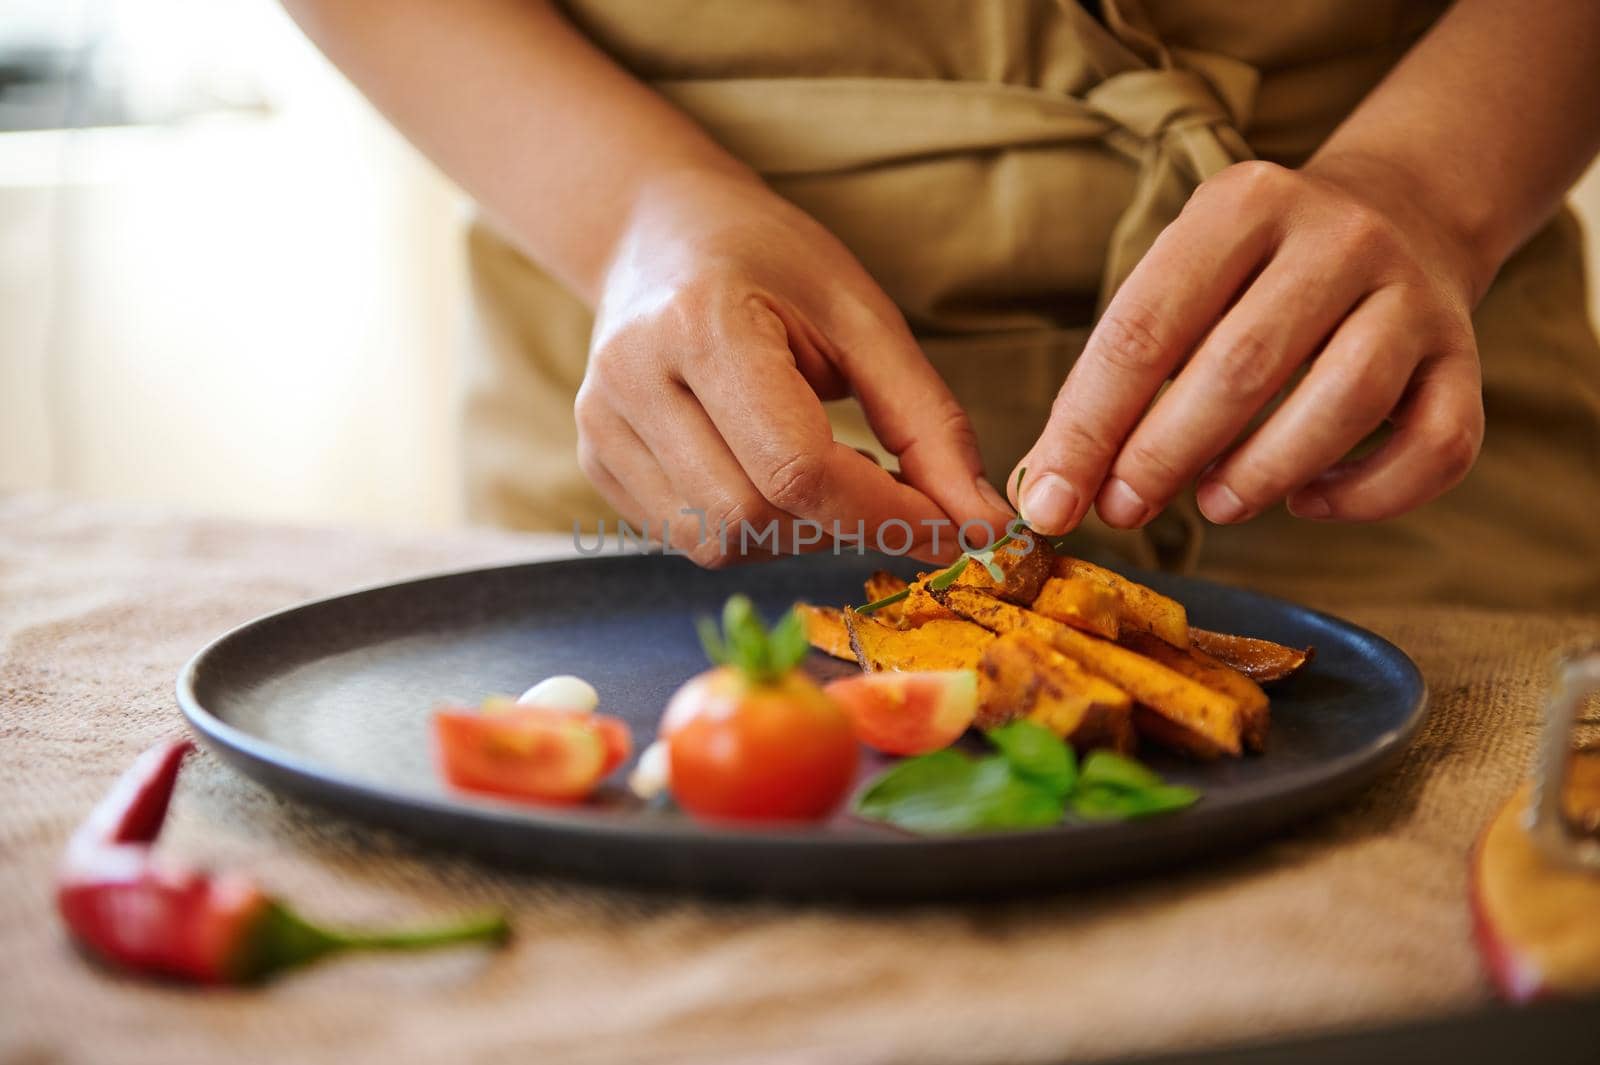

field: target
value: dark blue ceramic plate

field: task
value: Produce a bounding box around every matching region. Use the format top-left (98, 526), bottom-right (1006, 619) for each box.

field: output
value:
top-left (177, 552), bottom-right (1425, 900)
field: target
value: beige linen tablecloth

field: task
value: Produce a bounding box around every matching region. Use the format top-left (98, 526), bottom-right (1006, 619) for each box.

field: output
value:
top-left (3, 493), bottom-right (1596, 1065)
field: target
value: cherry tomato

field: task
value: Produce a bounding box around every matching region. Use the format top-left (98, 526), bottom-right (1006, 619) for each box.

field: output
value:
top-left (662, 666), bottom-right (858, 822)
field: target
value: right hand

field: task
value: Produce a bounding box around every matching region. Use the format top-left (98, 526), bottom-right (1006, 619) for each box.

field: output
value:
top-left (576, 170), bottom-right (1013, 567)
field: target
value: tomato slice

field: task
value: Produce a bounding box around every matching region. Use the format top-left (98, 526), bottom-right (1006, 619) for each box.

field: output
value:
top-left (482, 699), bottom-right (632, 775)
top-left (589, 714), bottom-right (632, 775)
top-left (432, 706), bottom-right (632, 803)
top-left (824, 669), bottom-right (978, 756)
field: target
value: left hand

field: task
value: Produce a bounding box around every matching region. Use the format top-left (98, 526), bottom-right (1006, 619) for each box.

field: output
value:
top-left (1011, 158), bottom-right (1486, 533)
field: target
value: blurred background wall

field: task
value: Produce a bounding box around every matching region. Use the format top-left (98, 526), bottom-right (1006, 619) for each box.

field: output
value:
top-left (3, 0), bottom-right (1600, 531)
top-left (1, 0), bottom-right (464, 528)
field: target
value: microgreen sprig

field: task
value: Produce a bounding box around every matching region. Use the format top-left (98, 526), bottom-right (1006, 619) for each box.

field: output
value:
top-left (858, 467), bottom-right (1031, 614)
top-left (855, 585), bottom-right (912, 614)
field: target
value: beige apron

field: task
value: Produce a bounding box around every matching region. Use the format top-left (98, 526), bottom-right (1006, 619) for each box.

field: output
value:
top-left (463, 0), bottom-right (1600, 611)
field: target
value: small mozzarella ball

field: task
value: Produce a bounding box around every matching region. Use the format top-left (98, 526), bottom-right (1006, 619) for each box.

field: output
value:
top-left (516, 674), bottom-right (599, 713)
top-left (628, 740), bottom-right (671, 801)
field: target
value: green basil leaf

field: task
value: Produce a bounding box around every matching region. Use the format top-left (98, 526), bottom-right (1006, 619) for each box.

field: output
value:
top-left (1079, 749), bottom-right (1164, 792)
top-left (1070, 784), bottom-right (1160, 820)
top-left (855, 752), bottom-right (1062, 834)
top-left (961, 757), bottom-right (1063, 830)
top-left (1066, 784), bottom-right (1148, 821)
top-left (1067, 782), bottom-right (1200, 821)
top-left (986, 721), bottom-right (1077, 795)
top-left (1131, 783), bottom-right (1201, 814)
top-left (856, 749), bottom-right (968, 802)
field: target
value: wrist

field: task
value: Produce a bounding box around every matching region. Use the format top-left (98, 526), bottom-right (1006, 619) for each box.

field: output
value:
top-left (590, 162), bottom-right (769, 302)
top-left (1302, 148), bottom-right (1504, 306)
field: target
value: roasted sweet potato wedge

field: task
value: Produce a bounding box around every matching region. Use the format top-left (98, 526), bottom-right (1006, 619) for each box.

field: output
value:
top-left (975, 630), bottom-right (1134, 751)
top-left (1189, 628), bottom-right (1313, 683)
top-left (1052, 556), bottom-right (1189, 648)
top-left (796, 603), bottom-right (856, 662)
top-left (953, 528), bottom-right (1055, 605)
top-left (859, 571), bottom-right (959, 628)
top-left (1030, 576), bottom-right (1122, 640)
top-left (902, 580), bottom-right (960, 626)
top-left (936, 587), bottom-right (1243, 758)
top-left (843, 609), bottom-right (994, 673)
top-left (861, 571), bottom-right (910, 625)
top-left (1121, 632), bottom-right (1269, 753)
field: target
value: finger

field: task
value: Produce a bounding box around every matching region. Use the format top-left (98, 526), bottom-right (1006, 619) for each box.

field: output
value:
top-left (1096, 239), bottom-right (1371, 527)
top-left (575, 389), bottom-right (682, 538)
top-left (1283, 345), bottom-right (1483, 522)
top-left (584, 384), bottom-right (839, 563)
top-left (581, 456), bottom-right (648, 531)
top-left (1195, 287), bottom-right (1424, 523)
top-left (1010, 185), bottom-right (1279, 534)
top-left (680, 318), bottom-right (968, 562)
top-left (617, 380), bottom-right (834, 561)
top-left (822, 302), bottom-right (1014, 533)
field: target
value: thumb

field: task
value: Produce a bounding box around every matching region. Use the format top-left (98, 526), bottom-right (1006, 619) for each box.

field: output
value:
top-left (831, 304), bottom-right (1015, 544)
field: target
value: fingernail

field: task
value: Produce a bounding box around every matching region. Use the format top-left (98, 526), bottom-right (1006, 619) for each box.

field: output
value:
top-left (974, 475), bottom-right (1011, 515)
top-left (1098, 478), bottom-right (1154, 528)
top-left (1197, 482), bottom-right (1248, 524)
top-left (1021, 473), bottom-right (1079, 534)
top-left (1289, 492), bottom-right (1332, 519)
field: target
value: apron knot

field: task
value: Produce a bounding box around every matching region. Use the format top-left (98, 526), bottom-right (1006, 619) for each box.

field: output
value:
top-left (1086, 67), bottom-right (1239, 142)
top-left (1086, 55), bottom-right (1257, 186)
top-left (1091, 52), bottom-right (1258, 314)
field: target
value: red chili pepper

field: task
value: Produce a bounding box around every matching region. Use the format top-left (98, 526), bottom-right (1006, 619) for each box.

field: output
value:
top-left (57, 739), bottom-right (509, 984)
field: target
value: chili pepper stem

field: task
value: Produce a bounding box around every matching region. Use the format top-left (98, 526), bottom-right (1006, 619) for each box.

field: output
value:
top-left (315, 910), bottom-right (511, 951)
top-left (243, 901), bottom-right (510, 981)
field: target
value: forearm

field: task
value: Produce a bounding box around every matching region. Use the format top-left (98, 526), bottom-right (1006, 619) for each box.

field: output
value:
top-left (282, 0), bottom-right (752, 304)
top-left (1307, 0), bottom-right (1600, 303)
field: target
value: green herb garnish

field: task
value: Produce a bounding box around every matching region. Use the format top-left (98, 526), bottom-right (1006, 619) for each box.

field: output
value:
top-left (854, 749), bottom-right (1064, 834)
top-left (987, 720), bottom-right (1078, 794)
top-left (856, 586), bottom-right (912, 615)
top-left (853, 721), bottom-right (1199, 834)
top-left (1078, 749), bottom-right (1163, 792)
top-left (858, 467), bottom-right (1032, 614)
top-left (1067, 750), bottom-right (1198, 820)
top-left (696, 595), bottom-right (808, 684)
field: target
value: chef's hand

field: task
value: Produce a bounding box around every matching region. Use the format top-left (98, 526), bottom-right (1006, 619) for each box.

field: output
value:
top-left (578, 170), bottom-right (1013, 567)
top-left (1011, 157), bottom-right (1485, 533)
